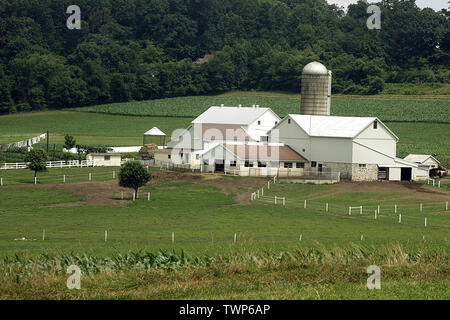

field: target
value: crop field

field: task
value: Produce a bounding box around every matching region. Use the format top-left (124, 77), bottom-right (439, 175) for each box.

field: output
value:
top-left (0, 170), bottom-right (448, 299)
top-left (73, 91), bottom-right (450, 123)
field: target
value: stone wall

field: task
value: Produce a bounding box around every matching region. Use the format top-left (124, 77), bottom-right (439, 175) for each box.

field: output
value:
top-left (351, 164), bottom-right (378, 181)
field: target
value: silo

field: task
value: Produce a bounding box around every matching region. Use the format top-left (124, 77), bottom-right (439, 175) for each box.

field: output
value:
top-left (300, 62), bottom-right (332, 116)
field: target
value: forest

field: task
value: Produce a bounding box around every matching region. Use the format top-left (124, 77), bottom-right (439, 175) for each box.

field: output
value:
top-left (0, 0), bottom-right (448, 114)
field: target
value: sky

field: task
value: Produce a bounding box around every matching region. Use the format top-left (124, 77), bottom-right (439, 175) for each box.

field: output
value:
top-left (328, 0), bottom-right (449, 11)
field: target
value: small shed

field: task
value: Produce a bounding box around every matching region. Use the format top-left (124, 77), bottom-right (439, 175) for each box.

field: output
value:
top-left (143, 127), bottom-right (166, 146)
top-left (404, 154), bottom-right (440, 169)
top-left (87, 153), bottom-right (122, 167)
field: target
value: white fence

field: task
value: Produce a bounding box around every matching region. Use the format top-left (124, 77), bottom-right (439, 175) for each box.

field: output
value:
top-left (0, 160), bottom-right (95, 170)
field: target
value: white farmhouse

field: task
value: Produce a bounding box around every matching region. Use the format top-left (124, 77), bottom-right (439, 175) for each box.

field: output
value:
top-left (156, 105), bottom-right (281, 165)
top-left (269, 114), bottom-right (429, 181)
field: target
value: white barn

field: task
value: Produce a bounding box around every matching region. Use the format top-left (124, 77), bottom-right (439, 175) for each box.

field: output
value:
top-left (269, 114), bottom-right (429, 181)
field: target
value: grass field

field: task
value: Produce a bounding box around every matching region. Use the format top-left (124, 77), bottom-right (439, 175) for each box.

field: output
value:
top-left (0, 90), bottom-right (449, 299)
top-left (72, 91), bottom-right (450, 123)
top-left (0, 169), bottom-right (448, 299)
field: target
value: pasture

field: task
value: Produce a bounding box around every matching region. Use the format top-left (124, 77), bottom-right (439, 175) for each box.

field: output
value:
top-left (0, 169), bottom-right (449, 299)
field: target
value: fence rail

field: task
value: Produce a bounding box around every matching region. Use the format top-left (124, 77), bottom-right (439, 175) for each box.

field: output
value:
top-left (0, 160), bottom-right (95, 170)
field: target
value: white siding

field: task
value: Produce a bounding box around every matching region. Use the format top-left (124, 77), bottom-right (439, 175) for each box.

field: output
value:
top-left (270, 117), bottom-right (310, 159)
top-left (354, 122), bottom-right (397, 159)
top-left (248, 110), bottom-right (280, 137)
top-left (352, 142), bottom-right (396, 165)
top-left (310, 137), bottom-right (352, 163)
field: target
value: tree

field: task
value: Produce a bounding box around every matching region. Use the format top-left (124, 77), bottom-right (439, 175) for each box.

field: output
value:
top-left (24, 149), bottom-right (48, 178)
top-left (64, 134), bottom-right (76, 150)
top-left (119, 161), bottom-right (151, 195)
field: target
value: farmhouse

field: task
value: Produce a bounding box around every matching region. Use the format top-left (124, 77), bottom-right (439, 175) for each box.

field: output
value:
top-left (154, 62), bottom-right (433, 182)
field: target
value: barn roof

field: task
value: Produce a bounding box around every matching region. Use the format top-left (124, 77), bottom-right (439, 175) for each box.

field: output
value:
top-left (192, 106), bottom-right (276, 125)
top-left (285, 114), bottom-right (398, 140)
top-left (144, 127), bottom-right (166, 136)
top-left (404, 154), bottom-right (440, 164)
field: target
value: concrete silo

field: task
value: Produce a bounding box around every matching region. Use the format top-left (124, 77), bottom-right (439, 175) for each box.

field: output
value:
top-left (300, 62), bottom-right (332, 116)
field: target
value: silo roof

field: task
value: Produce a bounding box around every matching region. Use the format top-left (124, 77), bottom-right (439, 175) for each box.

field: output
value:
top-left (302, 62), bottom-right (328, 75)
top-left (144, 127), bottom-right (166, 136)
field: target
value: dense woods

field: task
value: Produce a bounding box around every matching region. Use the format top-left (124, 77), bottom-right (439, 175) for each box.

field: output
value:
top-left (0, 0), bottom-right (448, 114)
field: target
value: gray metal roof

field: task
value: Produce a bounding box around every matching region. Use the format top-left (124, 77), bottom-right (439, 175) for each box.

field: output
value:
top-left (192, 106), bottom-right (272, 125)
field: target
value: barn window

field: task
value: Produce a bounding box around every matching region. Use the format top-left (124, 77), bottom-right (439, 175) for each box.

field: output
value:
top-left (260, 136), bottom-right (268, 142)
top-left (296, 162), bottom-right (305, 169)
top-left (245, 161), bottom-right (253, 167)
top-left (359, 164), bottom-right (367, 169)
top-left (168, 154), bottom-right (171, 159)
top-left (230, 161), bottom-right (237, 167)
top-left (275, 121), bottom-right (278, 125)
top-left (196, 154), bottom-right (200, 160)
top-left (311, 161), bottom-right (317, 168)
top-left (373, 121), bottom-right (378, 129)
top-left (258, 162), bottom-right (267, 168)
top-left (284, 162), bottom-right (293, 168)
top-left (288, 119), bottom-right (291, 124)
top-left (104, 156), bottom-right (110, 161)
top-left (203, 160), bottom-right (209, 165)
top-left (258, 121), bottom-right (261, 125)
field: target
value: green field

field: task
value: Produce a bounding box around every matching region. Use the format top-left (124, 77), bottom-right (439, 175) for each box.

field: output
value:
top-left (0, 91), bottom-right (449, 166)
top-left (0, 169), bottom-right (448, 299)
top-left (0, 91), bottom-right (449, 299)
top-left (73, 91), bottom-right (450, 123)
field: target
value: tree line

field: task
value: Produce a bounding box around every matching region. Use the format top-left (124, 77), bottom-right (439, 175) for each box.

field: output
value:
top-left (0, 0), bottom-right (448, 114)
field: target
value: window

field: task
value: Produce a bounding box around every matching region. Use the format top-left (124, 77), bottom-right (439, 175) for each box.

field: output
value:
top-left (302, 148), bottom-right (306, 152)
top-left (168, 154), bottom-right (171, 159)
top-left (230, 161), bottom-right (237, 167)
top-left (196, 154), bottom-right (200, 160)
top-left (296, 162), bottom-right (305, 169)
top-left (258, 162), bottom-right (267, 168)
top-left (203, 160), bottom-right (209, 165)
top-left (245, 161), bottom-right (253, 168)
top-left (359, 164), bottom-right (367, 169)
top-left (260, 136), bottom-right (268, 142)
top-left (288, 119), bottom-right (291, 124)
top-left (311, 161), bottom-right (317, 168)
top-left (104, 156), bottom-right (110, 161)
top-left (373, 121), bottom-right (378, 129)
top-left (284, 162), bottom-right (293, 168)
top-left (180, 153), bottom-right (184, 158)
top-left (275, 121), bottom-right (278, 125)
top-left (258, 121), bottom-right (261, 125)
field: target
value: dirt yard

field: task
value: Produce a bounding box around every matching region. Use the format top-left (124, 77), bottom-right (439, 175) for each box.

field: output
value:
top-left (4, 172), bottom-right (449, 207)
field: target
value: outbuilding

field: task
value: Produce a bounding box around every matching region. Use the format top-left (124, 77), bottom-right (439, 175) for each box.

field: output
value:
top-left (86, 153), bottom-right (122, 167)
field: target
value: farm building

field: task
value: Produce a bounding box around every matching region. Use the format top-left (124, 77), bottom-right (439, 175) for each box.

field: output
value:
top-left (404, 154), bottom-right (443, 177)
top-left (143, 127), bottom-right (166, 146)
top-left (154, 62), bottom-right (433, 182)
top-left (86, 153), bottom-right (122, 167)
top-left (268, 114), bottom-right (429, 181)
